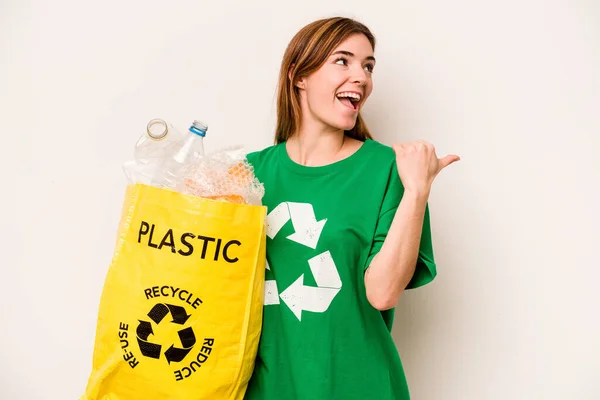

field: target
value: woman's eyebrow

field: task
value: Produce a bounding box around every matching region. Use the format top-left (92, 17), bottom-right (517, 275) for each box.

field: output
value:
top-left (331, 50), bottom-right (376, 63)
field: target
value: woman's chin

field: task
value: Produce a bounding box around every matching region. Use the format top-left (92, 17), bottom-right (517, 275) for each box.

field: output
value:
top-left (337, 117), bottom-right (358, 131)
top-left (319, 114), bottom-right (358, 132)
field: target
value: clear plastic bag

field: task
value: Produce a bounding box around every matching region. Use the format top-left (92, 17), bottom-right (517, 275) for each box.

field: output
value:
top-left (174, 146), bottom-right (265, 206)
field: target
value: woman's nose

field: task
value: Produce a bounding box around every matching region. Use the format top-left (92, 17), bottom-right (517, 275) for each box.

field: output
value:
top-left (350, 68), bottom-right (368, 85)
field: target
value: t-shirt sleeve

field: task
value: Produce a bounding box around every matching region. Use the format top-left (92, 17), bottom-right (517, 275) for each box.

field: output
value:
top-left (246, 150), bottom-right (259, 167)
top-left (364, 163), bottom-right (437, 290)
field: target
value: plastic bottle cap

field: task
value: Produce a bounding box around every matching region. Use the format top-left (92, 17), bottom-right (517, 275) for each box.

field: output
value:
top-left (146, 119), bottom-right (168, 140)
top-left (192, 120), bottom-right (208, 131)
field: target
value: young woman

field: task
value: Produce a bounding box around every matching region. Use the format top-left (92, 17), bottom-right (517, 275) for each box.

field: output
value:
top-left (245, 17), bottom-right (459, 399)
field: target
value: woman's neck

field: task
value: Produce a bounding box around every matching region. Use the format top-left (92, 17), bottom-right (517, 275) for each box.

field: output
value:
top-left (286, 125), bottom-right (346, 167)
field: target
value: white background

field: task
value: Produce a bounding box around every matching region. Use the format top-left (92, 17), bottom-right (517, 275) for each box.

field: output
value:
top-left (1, 0), bottom-right (599, 399)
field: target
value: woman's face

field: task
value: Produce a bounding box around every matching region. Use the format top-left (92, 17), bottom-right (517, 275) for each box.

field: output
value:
top-left (297, 33), bottom-right (375, 133)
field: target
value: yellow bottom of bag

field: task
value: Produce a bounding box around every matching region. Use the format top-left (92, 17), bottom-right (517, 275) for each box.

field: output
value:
top-left (81, 184), bottom-right (267, 400)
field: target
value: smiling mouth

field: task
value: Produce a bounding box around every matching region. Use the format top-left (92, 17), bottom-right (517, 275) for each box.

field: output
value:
top-left (336, 92), bottom-right (361, 111)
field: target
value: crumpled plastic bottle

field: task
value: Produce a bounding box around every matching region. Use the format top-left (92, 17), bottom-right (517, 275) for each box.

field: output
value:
top-left (122, 118), bottom-right (185, 186)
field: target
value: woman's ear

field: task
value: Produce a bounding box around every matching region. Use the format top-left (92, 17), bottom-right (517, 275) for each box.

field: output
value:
top-left (295, 77), bottom-right (306, 89)
top-left (288, 64), bottom-right (305, 89)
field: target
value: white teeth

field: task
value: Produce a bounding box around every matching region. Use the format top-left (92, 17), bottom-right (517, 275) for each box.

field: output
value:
top-left (336, 92), bottom-right (361, 101)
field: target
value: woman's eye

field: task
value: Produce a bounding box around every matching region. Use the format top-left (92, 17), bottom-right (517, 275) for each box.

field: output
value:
top-left (335, 58), bottom-right (348, 66)
top-left (365, 64), bottom-right (375, 73)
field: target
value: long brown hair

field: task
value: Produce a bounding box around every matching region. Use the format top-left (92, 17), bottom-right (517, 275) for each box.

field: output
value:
top-left (275, 17), bottom-right (376, 144)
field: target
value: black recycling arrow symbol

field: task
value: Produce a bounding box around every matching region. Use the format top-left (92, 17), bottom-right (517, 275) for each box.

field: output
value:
top-left (136, 303), bottom-right (195, 363)
top-left (147, 303), bottom-right (191, 325)
top-left (138, 339), bottom-right (162, 359)
top-left (136, 320), bottom-right (161, 359)
top-left (136, 320), bottom-right (153, 340)
top-left (164, 327), bottom-right (196, 364)
top-left (166, 304), bottom-right (191, 325)
top-left (164, 346), bottom-right (191, 364)
top-left (148, 303), bottom-right (170, 324)
top-left (178, 326), bottom-right (196, 348)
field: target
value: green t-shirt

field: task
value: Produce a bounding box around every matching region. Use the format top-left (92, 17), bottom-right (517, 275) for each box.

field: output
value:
top-left (244, 138), bottom-right (437, 400)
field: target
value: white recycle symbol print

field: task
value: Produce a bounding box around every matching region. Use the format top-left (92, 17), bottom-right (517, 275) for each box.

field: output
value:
top-left (263, 202), bottom-right (342, 321)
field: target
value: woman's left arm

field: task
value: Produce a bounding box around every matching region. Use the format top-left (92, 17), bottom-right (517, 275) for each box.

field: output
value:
top-left (365, 189), bottom-right (429, 310)
top-left (364, 141), bottom-right (460, 311)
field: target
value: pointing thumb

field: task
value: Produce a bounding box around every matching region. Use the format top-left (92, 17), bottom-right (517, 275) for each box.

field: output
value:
top-left (439, 155), bottom-right (461, 171)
